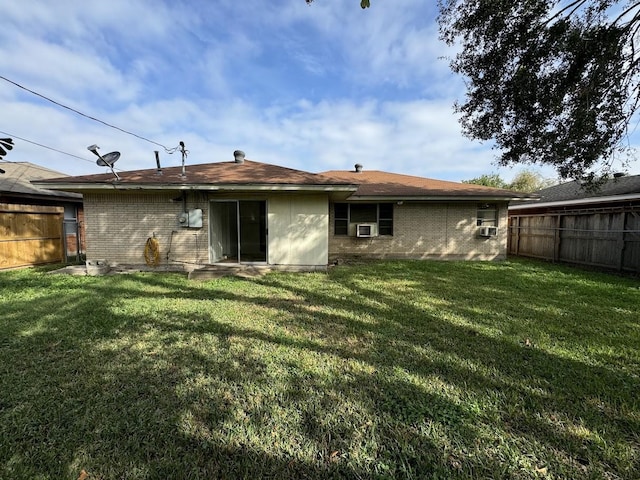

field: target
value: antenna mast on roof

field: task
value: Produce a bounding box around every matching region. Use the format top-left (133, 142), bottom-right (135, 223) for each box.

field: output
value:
top-left (179, 141), bottom-right (187, 177)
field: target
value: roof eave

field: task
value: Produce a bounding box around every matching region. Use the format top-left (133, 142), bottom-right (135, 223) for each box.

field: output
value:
top-left (348, 195), bottom-right (535, 202)
top-left (509, 193), bottom-right (640, 210)
top-left (0, 191), bottom-right (83, 202)
top-left (32, 181), bottom-right (359, 194)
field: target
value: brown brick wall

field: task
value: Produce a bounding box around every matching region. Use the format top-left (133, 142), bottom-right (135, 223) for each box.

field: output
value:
top-left (83, 192), bottom-right (208, 268)
top-left (328, 202), bottom-right (508, 261)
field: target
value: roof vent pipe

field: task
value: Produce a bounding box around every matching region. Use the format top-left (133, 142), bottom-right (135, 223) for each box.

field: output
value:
top-left (234, 150), bottom-right (245, 164)
top-left (355, 163), bottom-right (363, 173)
top-left (154, 151), bottom-right (162, 175)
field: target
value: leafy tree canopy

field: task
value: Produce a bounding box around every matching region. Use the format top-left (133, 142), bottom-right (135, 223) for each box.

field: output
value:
top-left (439, 0), bottom-right (639, 181)
top-left (508, 170), bottom-right (557, 192)
top-left (308, 1), bottom-right (638, 182)
top-left (461, 173), bottom-right (509, 189)
top-left (463, 169), bottom-right (557, 192)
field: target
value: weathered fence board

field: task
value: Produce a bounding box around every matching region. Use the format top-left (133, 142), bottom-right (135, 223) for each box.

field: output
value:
top-left (623, 212), bottom-right (640, 272)
top-left (509, 209), bottom-right (640, 273)
top-left (0, 203), bottom-right (64, 269)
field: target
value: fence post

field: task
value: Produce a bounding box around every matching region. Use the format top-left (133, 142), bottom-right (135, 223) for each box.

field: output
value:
top-left (617, 212), bottom-right (626, 271)
top-left (553, 215), bottom-right (561, 263)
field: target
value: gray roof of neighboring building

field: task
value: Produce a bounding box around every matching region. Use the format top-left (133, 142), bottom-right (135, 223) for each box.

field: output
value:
top-left (0, 162), bottom-right (82, 200)
top-left (511, 174), bottom-right (640, 209)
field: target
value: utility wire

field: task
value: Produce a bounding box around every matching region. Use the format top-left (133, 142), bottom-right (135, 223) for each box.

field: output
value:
top-left (0, 129), bottom-right (124, 174)
top-left (0, 75), bottom-right (180, 154)
top-left (0, 129), bottom-right (93, 163)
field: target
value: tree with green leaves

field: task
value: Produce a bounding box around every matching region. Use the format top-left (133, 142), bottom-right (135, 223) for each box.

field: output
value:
top-left (508, 170), bottom-right (557, 192)
top-left (307, 1), bottom-right (638, 182)
top-left (438, 1), bottom-right (639, 182)
top-left (463, 169), bottom-right (556, 192)
top-left (461, 173), bottom-right (509, 188)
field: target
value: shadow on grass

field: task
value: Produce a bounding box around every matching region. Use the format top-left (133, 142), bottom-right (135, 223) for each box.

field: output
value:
top-left (1, 260), bottom-right (639, 479)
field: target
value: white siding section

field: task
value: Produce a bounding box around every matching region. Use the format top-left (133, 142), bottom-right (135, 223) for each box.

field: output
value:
top-left (268, 195), bottom-right (328, 266)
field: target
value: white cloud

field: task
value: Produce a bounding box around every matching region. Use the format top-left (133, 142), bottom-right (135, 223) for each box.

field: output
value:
top-left (0, 34), bottom-right (139, 103)
top-left (1, 0), bottom-right (637, 185)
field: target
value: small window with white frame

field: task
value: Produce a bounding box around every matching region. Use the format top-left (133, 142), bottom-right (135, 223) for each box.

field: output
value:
top-left (477, 203), bottom-right (497, 226)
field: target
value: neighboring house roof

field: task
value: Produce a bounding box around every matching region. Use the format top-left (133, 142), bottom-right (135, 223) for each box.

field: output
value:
top-left (320, 168), bottom-right (532, 200)
top-left (0, 162), bottom-right (82, 202)
top-left (33, 158), bottom-right (534, 201)
top-left (510, 174), bottom-right (640, 211)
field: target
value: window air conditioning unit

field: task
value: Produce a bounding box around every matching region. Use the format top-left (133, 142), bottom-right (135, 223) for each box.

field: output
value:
top-left (356, 223), bottom-right (378, 238)
top-left (479, 226), bottom-right (498, 237)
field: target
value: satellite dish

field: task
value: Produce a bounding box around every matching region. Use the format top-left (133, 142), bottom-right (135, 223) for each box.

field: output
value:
top-left (87, 144), bottom-right (121, 180)
top-left (96, 151), bottom-right (120, 167)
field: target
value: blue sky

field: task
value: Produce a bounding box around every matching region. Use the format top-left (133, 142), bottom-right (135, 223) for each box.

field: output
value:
top-left (1, 0), bottom-right (637, 183)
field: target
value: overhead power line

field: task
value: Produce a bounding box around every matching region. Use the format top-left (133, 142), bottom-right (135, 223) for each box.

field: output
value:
top-left (0, 129), bottom-right (94, 163)
top-left (0, 75), bottom-right (180, 154)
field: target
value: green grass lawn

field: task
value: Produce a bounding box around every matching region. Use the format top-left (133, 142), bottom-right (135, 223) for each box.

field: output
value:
top-left (1, 259), bottom-right (638, 479)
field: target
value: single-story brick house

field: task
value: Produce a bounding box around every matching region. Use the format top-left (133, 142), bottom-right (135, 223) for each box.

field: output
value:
top-left (33, 152), bottom-right (533, 272)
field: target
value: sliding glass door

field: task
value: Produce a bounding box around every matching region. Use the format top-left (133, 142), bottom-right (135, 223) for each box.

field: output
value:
top-left (209, 200), bottom-right (266, 263)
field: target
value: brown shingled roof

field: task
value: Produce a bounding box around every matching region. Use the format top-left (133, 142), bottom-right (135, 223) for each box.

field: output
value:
top-left (35, 159), bottom-right (532, 200)
top-left (42, 160), bottom-right (350, 186)
top-left (320, 169), bottom-right (524, 199)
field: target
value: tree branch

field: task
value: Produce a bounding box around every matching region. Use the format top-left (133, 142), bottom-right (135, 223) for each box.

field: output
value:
top-left (543, 0), bottom-right (589, 26)
top-left (612, 1), bottom-right (640, 26)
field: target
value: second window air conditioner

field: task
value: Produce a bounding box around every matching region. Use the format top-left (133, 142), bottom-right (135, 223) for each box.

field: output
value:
top-left (478, 226), bottom-right (498, 237)
top-left (356, 223), bottom-right (378, 238)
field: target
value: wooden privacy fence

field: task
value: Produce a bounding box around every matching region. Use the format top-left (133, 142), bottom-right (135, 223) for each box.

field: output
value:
top-left (0, 203), bottom-right (64, 270)
top-left (508, 209), bottom-right (640, 273)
